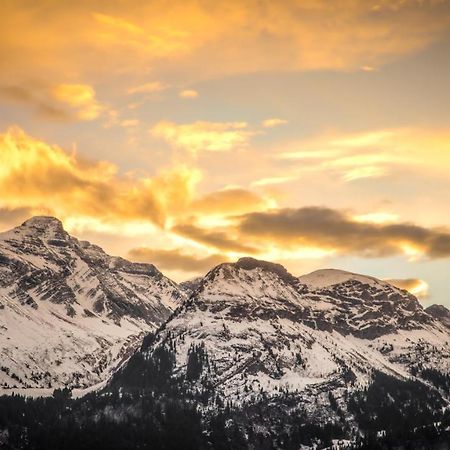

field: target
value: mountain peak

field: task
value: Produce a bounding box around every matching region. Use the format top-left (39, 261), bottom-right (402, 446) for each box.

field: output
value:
top-left (234, 257), bottom-right (297, 284)
top-left (298, 268), bottom-right (383, 289)
top-left (21, 216), bottom-right (66, 236)
top-left (426, 304), bottom-right (450, 319)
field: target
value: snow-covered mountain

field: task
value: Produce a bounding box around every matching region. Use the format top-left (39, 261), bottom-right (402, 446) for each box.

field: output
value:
top-left (119, 257), bottom-right (450, 424)
top-left (0, 216), bottom-right (185, 390)
top-left (2, 248), bottom-right (450, 447)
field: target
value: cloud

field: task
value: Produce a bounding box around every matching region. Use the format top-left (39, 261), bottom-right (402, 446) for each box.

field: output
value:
top-left (342, 166), bottom-right (386, 182)
top-left (2, 0), bottom-right (449, 86)
top-left (51, 84), bottom-right (103, 120)
top-left (251, 176), bottom-right (296, 187)
top-left (277, 127), bottom-right (450, 182)
top-left (179, 89), bottom-right (198, 98)
top-left (236, 206), bottom-right (450, 259)
top-left (0, 127), bottom-right (200, 227)
top-left (0, 82), bottom-right (104, 121)
top-left (173, 223), bottom-right (258, 254)
top-left (0, 84), bottom-right (70, 120)
top-left (0, 127), bottom-right (277, 242)
top-left (91, 11), bottom-right (194, 58)
top-left (127, 82), bottom-right (168, 94)
top-left (151, 120), bottom-right (255, 154)
top-left (262, 118), bottom-right (288, 128)
top-left (386, 278), bottom-right (429, 299)
top-left (128, 247), bottom-right (227, 272)
top-left (353, 212), bottom-right (399, 225)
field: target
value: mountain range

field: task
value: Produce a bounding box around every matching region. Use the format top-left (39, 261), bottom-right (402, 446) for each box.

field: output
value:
top-left (1, 216), bottom-right (450, 448)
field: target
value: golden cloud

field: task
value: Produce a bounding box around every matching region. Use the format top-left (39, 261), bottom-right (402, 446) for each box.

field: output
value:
top-left (278, 127), bottom-right (450, 182)
top-left (0, 127), bottom-right (278, 239)
top-left (262, 118), bottom-right (288, 128)
top-left (51, 83), bottom-right (103, 120)
top-left (151, 120), bottom-right (255, 154)
top-left (251, 176), bottom-right (296, 187)
top-left (179, 89), bottom-right (198, 99)
top-left (0, 127), bottom-right (199, 227)
top-left (386, 278), bottom-right (429, 299)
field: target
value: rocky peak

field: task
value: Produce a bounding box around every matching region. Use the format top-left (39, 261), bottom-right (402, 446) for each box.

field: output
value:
top-left (182, 258), bottom-right (308, 324)
top-left (201, 257), bottom-right (298, 288)
top-left (235, 257), bottom-right (298, 284)
top-left (425, 304), bottom-right (450, 329)
top-left (425, 304), bottom-right (450, 319)
top-left (21, 215), bottom-right (64, 230)
top-left (19, 216), bottom-right (68, 241)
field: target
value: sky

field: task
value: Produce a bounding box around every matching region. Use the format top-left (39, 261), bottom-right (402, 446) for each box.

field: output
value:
top-left (0, 0), bottom-right (449, 306)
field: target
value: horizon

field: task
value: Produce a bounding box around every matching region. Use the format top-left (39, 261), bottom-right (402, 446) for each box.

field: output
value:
top-left (1, 1), bottom-right (450, 307)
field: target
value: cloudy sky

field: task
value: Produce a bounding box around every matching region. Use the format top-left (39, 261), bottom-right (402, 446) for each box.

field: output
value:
top-left (1, 0), bottom-right (449, 305)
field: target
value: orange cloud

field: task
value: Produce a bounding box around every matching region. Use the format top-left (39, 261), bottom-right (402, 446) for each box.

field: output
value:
top-left (151, 120), bottom-right (255, 154)
top-left (51, 83), bottom-right (103, 120)
top-left (179, 89), bottom-right (198, 99)
top-left (2, 1), bottom-right (448, 89)
top-left (127, 82), bottom-right (168, 94)
top-left (262, 118), bottom-right (288, 128)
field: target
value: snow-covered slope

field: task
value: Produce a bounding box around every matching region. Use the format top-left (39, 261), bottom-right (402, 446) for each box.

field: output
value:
top-left (129, 258), bottom-right (450, 419)
top-left (0, 216), bottom-right (185, 390)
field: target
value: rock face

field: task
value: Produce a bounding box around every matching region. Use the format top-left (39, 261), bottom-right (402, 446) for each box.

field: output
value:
top-left (425, 304), bottom-right (450, 328)
top-left (0, 216), bottom-right (185, 390)
top-left (126, 257), bottom-right (450, 420)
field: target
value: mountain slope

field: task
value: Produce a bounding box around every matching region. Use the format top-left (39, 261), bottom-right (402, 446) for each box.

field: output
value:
top-left (0, 216), bottom-right (185, 390)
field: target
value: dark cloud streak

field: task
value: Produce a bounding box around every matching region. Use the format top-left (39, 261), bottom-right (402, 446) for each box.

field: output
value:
top-left (236, 207), bottom-right (450, 259)
top-left (173, 223), bottom-right (258, 254)
top-left (0, 84), bottom-right (71, 120)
